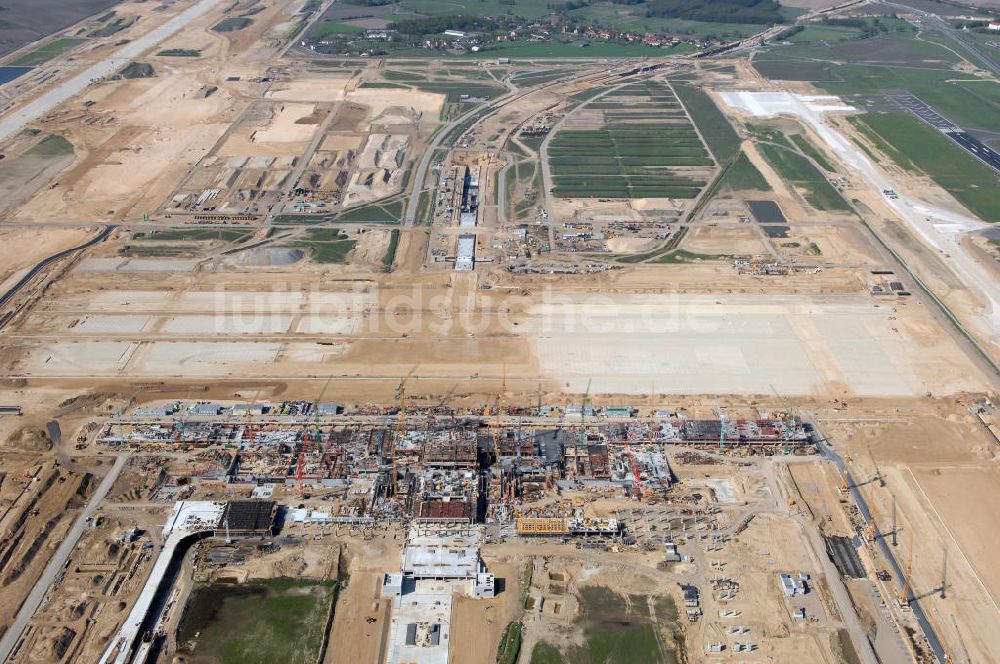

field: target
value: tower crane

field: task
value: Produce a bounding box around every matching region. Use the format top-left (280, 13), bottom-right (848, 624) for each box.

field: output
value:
top-left (899, 534), bottom-right (914, 606)
top-left (570, 379), bottom-right (591, 480)
top-left (388, 366), bottom-right (417, 497)
top-left (311, 375), bottom-right (335, 452)
top-left (295, 447), bottom-right (306, 497)
top-left (715, 406), bottom-right (726, 453)
top-left (770, 384), bottom-right (797, 454)
top-left (578, 379), bottom-right (591, 447)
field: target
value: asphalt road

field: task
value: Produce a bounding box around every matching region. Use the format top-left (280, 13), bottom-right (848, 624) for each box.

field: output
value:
top-left (949, 130), bottom-right (1000, 173)
top-left (0, 0), bottom-right (220, 143)
top-left (0, 454), bottom-right (129, 664)
top-left (889, 93), bottom-right (1000, 174)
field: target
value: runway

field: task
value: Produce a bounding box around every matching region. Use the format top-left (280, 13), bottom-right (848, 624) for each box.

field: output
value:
top-left (888, 93), bottom-right (1000, 174)
top-left (0, 0), bottom-right (221, 144)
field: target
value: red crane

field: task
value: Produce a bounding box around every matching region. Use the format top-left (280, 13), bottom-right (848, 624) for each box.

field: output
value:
top-left (626, 444), bottom-right (643, 499)
top-left (296, 432), bottom-right (308, 497)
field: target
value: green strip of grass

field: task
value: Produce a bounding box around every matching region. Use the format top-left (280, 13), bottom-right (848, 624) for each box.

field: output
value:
top-left (790, 133), bottom-right (835, 172)
top-left (673, 82), bottom-right (740, 163)
top-left (850, 112), bottom-right (1000, 222)
top-left (758, 143), bottom-right (851, 212)
top-left (10, 37), bottom-right (83, 66)
top-left (382, 229), bottom-right (400, 271)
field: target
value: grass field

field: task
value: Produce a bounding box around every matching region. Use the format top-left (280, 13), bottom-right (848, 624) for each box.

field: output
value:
top-left (286, 236), bottom-right (357, 263)
top-left (119, 244), bottom-right (200, 257)
top-left (10, 38), bottom-right (84, 66)
top-left (789, 133), bottom-right (834, 172)
top-left (672, 82), bottom-right (740, 163)
top-left (382, 229), bottom-right (400, 271)
top-left (718, 151), bottom-right (772, 192)
top-left (527, 586), bottom-right (679, 664)
top-left (849, 112), bottom-right (1000, 222)
top-left (787, 24), bottom-right (862, 43)
top-left (753, 31), bottom-right (1000, 133)
top-left (335, 199), bottom-right (404, 223)
top-left (758, 143), bottom-right (850, 212)
top-left (132, 228), bottom-right (254, 243)
top-left (178, 579), bottom-right (337, 664)
top-left (309, 21), bottom-right (365, 39)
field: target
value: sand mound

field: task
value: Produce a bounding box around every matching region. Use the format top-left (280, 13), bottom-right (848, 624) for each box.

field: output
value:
top-left (231, 247), bottom-right (305, 267)
top-left (606, 237), bottom-right (661, 253)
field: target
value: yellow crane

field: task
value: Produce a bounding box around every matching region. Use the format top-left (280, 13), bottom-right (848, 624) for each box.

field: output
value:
top-left (387, 366), bottom-right (417, 497)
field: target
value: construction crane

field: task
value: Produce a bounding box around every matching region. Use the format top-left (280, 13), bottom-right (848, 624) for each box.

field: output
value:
top-left (295, 448), bottom-right (306, 497)
top-left (492, 370), bottom-right (507, 464)
top-left (868, 443), bottom-right (885, 487)
top-left (864, 479), bottom-right (877, 542)
top-left (899, 534), bottom-right (913, 606)
top-left (174, 392), bottom-right (192, 442)
top-left (578, 379), bottom-right (592, 447)
top-left (392, 366), bottom-right (418, 461)
top-left (311, 375), bottom-right (335, 452)
top-left (719, 410), bottom-right (729, 452)
top-left (387, 366), bottom-right (417, 498)
top-left (770, 384), bottom-right (796, 454)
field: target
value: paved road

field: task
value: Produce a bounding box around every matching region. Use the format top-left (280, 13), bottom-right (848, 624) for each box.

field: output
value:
top-left (888, 93), bottom-right (1000, 174)
top-left (0, 454), bottom-right (129, 663)
top-left (0, 0), bottom-right (220, 143)
top-left (0, 224), bottom-right (114, 309)
top-left (948, 130), bottom-right (1000, 173)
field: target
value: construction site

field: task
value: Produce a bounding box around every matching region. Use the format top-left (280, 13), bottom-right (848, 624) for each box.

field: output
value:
top-left (0, 0), bottom-right (998, 663)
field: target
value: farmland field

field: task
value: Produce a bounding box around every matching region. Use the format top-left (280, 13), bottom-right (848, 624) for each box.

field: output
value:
top-left (177, 578), bottom-right (338, 664)
top-left (548, 81), bottom-right (714, 199)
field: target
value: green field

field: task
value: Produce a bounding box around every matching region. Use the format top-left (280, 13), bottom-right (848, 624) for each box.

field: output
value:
top-left (178, 579), bottom-right (337, 664)
top-left (382, 229), bottom-right (401, 271)
top-left (718, 151), bottom-right (771, 192)
top-left (753, 30), bottom-right (1000, 133)
top-left (758, 143), bottom-right (850, 212)
top-left (672, 82), bottom-right (741, 163)
top-left (789, 133), bottom-right (835, 172)
top-left (157, 48), bottom-right (202, 57)
top-left (308, 21), bottom-right (365, 39)
top-left (27, 135), bottom-right (74, 157)
top-left (334, 199), bottom-right (404, 223)
top-left (849, 112), bottom-right (1000, 222)
top-left (787, 24), bottom-right (862, 43)
top-left (213, 17), bottom-right (254, 32)
top-left (119, 244), bottom-right (200, 257)
top-left (527, 586), bottom-right (680, 664)
top-left (10, 38), bottom-right (84, 66)
top-left (549, 81), bottom-right (711, 199)
top-left (285, 237), bottom-right (357, 263)
top-left (132, 228), bottom-right (254, 243)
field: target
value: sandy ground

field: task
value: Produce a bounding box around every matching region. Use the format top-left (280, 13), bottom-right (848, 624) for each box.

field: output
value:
top-left (684, 223), bottom-right (770, 255)
top-left (0, 227), bottom-right (92, 293)
top-left (449, 562), bottom-right (522, 664)
top-left (14, 71), bottom-right (237, 221)
top-left (820, 404), bottom-right (1000, 664)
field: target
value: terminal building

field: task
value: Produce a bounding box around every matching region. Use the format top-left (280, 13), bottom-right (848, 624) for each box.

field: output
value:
top-left (382, 524), bottom-right (496, 664)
